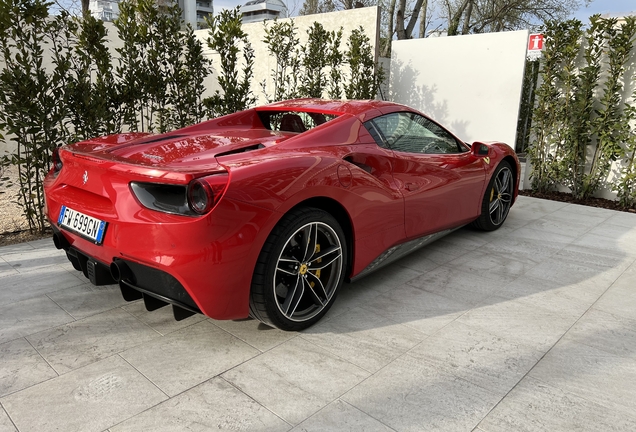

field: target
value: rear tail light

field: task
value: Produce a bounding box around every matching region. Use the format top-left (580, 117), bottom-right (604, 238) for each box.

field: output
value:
top-left (130, 172), bottom-right (229, 217)
top-left (52, 147), bottom-right (63, 174)
top-left (187, 173), bottom-right (229, 215)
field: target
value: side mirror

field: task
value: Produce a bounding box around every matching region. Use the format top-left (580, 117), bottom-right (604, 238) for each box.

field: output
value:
top-left (471, 142), bottom-right (490, 156)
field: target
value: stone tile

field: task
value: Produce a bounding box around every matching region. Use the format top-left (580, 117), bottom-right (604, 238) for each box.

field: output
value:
top-left (212, 318), bottom-right (297, 352)
top-left (495, 276), bottom-right (602, 318)
top-left (46, 283), bottom-right (129, 320)
top-left (529, 340), bottom-right (636, 417)
top-left (550, 206), bottom-right (613, 226)
top-left (394, 246), bottom-right (441, 273)
top-left (605, 211), bottom-right (636, 228)
top-left (443, 248), bottom-right (531, 282)
top-left (561, 308), bottom-right (636, 359)
top-left (510, 196), bottom-right (568, 216)
top-left (414, 238), bottom-right (473, 266)
top-left (479, 376), bottom-right (636, 432)
top-left (290, 400), bottom-right (394, 432)
top-left (363, 284), bottom-right (470, 335)
top-left (524, 216), bottom-right (596, 239)
top-left (457, 296), bottom-right (577, 351)
top-left (0, 296), bottom-right (74, 345)
top-left (110, 377), bottom-right (289, 432)
top-left (222, 337), bottom-right (369, 425)
top-left (27, 308), bottom-right (159, 375)
top-left (594, 265), bottom-right (636, 321)
top-left (478, 236), bottom-right (564, 263)
top-left (0, 355), bottom-right (167, 432)
top-left (525, 249), bottom-right (624, 288)
top-left (0, 338), bottom-right (57, 397)
top-left (342, 356), bottom-right (501, 432)
top-left (326, 281), bottom-right (385, 320)
top-left (301, 307), bottom-right (425, 373)
top-left (2, 248), bottom-right (69, 273)
top-left (558, 202), bottom-right (621, 217)
top-left (575, 224), bottom-right (636, 257)
top-left (504, 226), bottom-right (577, 245)
top-left (0, 259), bottom-right (17, 278)
top-left (0, 266), bottom-right (85, 306)
top-left (348, 263), bottom-right (423, 293)
top-left (407, 321), bottom-right (543, 394)
top-left (0, 242), bottom-right (36, 256)
top-left (121, 300), bottom-right (206, 336)
top-left (435, 227), bottom-right (492, 251)
top-left (121, 320), bottom-right (259, 397)
top-left (0, 406), bottom-right (16, 432)
top-left (407, 265), bottom-right (506, 306)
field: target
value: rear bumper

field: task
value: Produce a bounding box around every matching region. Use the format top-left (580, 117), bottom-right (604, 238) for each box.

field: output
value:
top-left (54, 225), bottom-right (202, 320)
top-left (46, 193), bottom-right (277, 320)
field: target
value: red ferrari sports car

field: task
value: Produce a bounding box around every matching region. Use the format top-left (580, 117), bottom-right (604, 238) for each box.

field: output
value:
top-left (44, 99), bottom-right (519, 330)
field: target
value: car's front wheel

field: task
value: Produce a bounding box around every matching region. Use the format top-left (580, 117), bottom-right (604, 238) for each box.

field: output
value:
top-left (472, 160), bottom-right (514, 231)
top-left (249, 207), bottom-right (347, 331)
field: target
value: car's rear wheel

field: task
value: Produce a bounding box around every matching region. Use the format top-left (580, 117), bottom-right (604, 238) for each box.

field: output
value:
top-left (472, 160), bottom-right (514, 231)
top-left (249, 207), bottom-right (346, 331)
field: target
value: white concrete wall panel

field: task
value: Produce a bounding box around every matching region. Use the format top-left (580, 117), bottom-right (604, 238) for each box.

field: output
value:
top-left (389, 30), bottom-right (529, 147)
top-left (195, 6), bottom-right (380, 105)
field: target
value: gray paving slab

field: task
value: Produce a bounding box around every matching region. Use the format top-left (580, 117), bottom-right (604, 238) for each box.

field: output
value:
top-left (0, 355), bottom-right (167, 432)
top-left (479, 376), bottom-right (636, 432)
top-left (290, 400), bottom-right (395, 432)
top-left (0, 338), bottom-right (57, 398)
top-left (222, 337), bottom-right (370, 425)
top-left (109, 377), bottom-right (289, 432)
top-left (27, 308), bottom-right (159, 374)
top-left (342, 356), bottom-right (502, 432)
top-left (0, 196), bottom-right (635, 432)
top-left (0, 405), bottom-right (16, 432)
top-left (120, 320), bottom-right (260, 397)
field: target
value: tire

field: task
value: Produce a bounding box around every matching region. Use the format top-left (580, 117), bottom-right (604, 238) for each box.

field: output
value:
top-left (249, 207), bottom-right (347, 331)
top-left (471, 161), bottom-right (514, 231)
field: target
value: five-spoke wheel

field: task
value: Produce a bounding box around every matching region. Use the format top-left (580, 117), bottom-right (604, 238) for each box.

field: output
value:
top-left (250, 208), bottom-right (346, 330)
top-left (472, 161), bottom-right (514, 231)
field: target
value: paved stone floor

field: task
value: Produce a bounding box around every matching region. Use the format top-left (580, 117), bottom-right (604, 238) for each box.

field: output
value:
top-left (1, 196), bottom-right (636, 432)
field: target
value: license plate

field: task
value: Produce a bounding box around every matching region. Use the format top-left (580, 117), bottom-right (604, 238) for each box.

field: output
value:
top-left (58, 206), bottom-right (107, 244)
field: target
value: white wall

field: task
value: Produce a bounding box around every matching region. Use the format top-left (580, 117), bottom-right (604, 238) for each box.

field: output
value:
top-left (389, 30), bottom-right (529, 147)
top-left (195, 6), bottom-right (380, 105)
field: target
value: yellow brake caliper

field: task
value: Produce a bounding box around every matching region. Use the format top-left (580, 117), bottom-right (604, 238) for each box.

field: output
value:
top-left (309, 244), bottom-right (321, 288)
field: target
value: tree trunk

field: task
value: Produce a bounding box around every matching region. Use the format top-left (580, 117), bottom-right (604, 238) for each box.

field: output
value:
top-left (382, 0), bottom-right (398, 56)
top-left (461, 0), bottom-right (473, 34)
top-left (419, 0), bottom-right (428, 38)
top-left (446, 0), bottom-right (470, 36)
top-left (405, 0), bottom-right (425, 39)
top-left (396, 0), bottom-right (407, 39)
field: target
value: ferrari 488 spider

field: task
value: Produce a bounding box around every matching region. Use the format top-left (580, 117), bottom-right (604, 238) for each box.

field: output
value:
top-left (44, 99), bottom-right (519, 330)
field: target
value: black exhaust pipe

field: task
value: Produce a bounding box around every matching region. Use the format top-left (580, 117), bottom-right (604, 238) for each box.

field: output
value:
top-left (110, 259), bottom-right (134, 283)
top-left (52, 231), bottom-right (70, 250)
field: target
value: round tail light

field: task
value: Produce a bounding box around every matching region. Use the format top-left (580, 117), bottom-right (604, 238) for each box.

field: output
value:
top-left (187, 173), bottom-right (229, 215)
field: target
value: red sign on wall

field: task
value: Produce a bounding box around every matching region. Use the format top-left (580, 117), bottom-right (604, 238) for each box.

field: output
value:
top-left (528, 33), bottom-right (544, 51)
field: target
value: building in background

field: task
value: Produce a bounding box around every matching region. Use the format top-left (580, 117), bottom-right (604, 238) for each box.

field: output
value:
top-left (89, 0), bottom-right (119, 21)
top-left (241, 0), bottom-right (286, 23)
top-left (89, 0), bottom-right (213, 28)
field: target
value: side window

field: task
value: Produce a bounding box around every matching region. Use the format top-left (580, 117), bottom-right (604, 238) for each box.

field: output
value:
top-left (364, 112), bottom-right (464, 154)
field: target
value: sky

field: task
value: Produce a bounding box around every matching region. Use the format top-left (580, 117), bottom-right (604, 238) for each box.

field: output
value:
top-left (213, 0), bottom-right (636, 21)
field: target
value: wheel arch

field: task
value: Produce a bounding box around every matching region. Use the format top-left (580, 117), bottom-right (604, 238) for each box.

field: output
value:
top-left (284, 196), bottom-right (355, 278)
top-left (501, 155), bottom-right (519, 203)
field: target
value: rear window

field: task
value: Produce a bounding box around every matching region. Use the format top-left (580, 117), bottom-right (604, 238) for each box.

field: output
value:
top-left (257, 111), bottom-right (338, 134)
